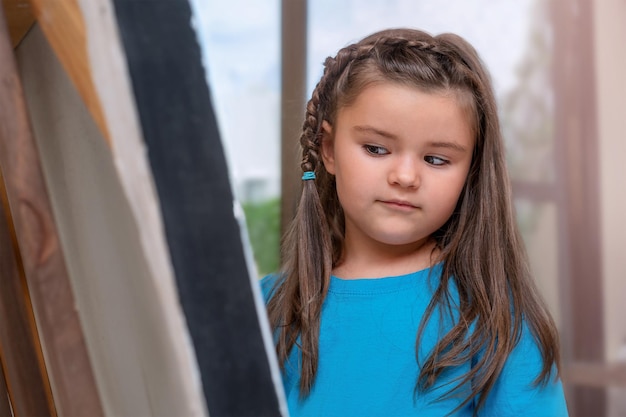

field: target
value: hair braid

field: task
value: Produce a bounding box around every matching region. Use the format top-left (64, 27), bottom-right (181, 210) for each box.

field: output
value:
top-left (267, 44), bottom-right (362, 396)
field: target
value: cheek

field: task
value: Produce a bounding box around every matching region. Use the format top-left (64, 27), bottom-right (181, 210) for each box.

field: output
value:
top-left (334, 172), bottom-right (370, 211)
top-left (433, 174), bottom-right (468, 209)
top-left (334, 176), bottom-right (359, 203)
top-left (332, 154), bottom-right (363, 190)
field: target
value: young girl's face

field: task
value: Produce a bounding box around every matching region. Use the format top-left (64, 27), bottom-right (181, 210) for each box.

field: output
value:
top-left (321, 82), bottom-right (474, 257)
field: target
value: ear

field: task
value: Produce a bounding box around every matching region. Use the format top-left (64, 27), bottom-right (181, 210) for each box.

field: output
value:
top-left (320, 120), bottom-right (336, 175)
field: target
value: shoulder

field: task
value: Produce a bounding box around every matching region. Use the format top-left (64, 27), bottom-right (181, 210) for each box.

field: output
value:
top-left (259, 273), bottom-right (284, 303)
top-left (479, 321), bottom-right (569, 416)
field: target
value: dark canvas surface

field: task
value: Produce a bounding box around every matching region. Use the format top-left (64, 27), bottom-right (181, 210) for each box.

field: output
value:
top-left (110, 1), bottom-right (283, 415)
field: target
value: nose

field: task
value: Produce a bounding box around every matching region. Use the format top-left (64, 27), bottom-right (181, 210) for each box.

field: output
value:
top-left (388, 156), bottom-right (420, 188)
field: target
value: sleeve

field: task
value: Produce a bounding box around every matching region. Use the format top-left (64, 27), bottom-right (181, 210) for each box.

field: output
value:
top-left (478, 323), bottom-right (570, 417)
top-left (259, 273), bottom-right (281, 303)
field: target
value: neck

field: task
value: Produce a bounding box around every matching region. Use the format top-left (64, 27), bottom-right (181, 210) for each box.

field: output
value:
top-left (333, 236), bottom-right (438, 279)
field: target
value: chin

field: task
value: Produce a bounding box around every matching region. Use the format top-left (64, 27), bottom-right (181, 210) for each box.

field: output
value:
top-left (374, 235), bottom-right (427, 247)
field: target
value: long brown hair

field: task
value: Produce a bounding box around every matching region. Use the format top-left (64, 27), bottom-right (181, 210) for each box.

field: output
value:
top-left (267, 28), bottom-right (560, 412)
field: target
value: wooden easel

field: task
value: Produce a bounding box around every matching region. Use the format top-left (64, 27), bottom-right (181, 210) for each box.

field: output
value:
top-left (0, 2), bottom-right (103, 416)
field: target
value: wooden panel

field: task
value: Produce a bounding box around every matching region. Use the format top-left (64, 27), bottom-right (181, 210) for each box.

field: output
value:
top-left (1, 0), bottom-right (35, 47)
top-left (25, 0), bottom-right (111, 145)
top-left (0, 7), bottom-right (103, 417)
top-left (564, 363), bottom-right (626, 388)
top-left (280, 0), bottom-right (307, 237)
top-left (551, 0), bottom-right (606, 415)
top-left (0, 172), bottom-right (56, 417)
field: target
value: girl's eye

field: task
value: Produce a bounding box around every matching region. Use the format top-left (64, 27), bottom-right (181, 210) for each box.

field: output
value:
top-left (424, 155), bottom-right (448, 166)
top-left (364, 145), bottom-right (389, 156)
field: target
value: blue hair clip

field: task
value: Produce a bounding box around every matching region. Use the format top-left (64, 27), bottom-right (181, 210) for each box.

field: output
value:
top-left (302, 171), bottom-right (316, 181)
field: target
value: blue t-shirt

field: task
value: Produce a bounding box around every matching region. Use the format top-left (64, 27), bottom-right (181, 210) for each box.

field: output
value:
top-left (261, 265), bottom-right (569, 417)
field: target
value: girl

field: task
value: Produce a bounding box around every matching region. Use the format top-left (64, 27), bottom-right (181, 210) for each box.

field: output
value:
top-left (262, 28), bottom-right (568, 416)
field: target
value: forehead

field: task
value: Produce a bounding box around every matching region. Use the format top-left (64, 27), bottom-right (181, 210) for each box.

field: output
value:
top-left (335, 82), bottom-right (476, 147)
top-left (337, 78), bottom-right (477, 136)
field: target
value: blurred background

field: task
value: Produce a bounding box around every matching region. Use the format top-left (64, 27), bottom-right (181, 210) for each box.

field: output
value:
top-left (190, 0), bottom-right (625, 415)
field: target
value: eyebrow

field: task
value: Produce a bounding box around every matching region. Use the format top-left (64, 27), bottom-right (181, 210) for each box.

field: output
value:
top-left (353, 125), bottom-right (469, 153)
top-left (353, 125), bottom-right (398, 140)
top-left (426, 141), bottom-right (469, 153)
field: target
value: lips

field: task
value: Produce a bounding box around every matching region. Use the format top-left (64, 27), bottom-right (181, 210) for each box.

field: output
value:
top-left (380, 199), bottom-right (419, 209)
